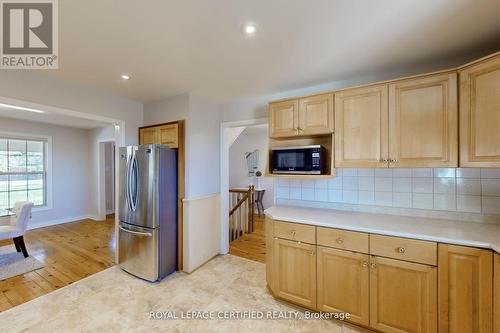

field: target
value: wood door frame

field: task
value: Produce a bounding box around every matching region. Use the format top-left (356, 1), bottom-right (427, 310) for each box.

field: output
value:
top-left (220, 117), bottom-right (269, 254)
top-left (138, 120), bottom-right (185, 271)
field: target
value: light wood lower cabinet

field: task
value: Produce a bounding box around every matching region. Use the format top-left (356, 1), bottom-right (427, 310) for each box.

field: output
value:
top-left (438, 244), bottom-right (493, 333)
top-left (265, 217), bottom-right (275, 293)
top-left (273, 238), bottom-right (316, 309)
top-left (370, 256), bottom-right (437, 333)
top-left (317, 246), bottom-right (369, 326)
top-left (495, 254), bottom-right (500, 333)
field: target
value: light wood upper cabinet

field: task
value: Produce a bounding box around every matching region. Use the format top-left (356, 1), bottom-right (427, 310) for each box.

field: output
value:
top-left (158, 123), bottom-right (178, 148)
top-left (273, 238), bottom-right (316, 308)
top-left (269, 99), bottom-right (299, 138)
top-left (335, 84), bottom-right (389, 168)
top-left (269, 94), bottom-right (333, 138)
top-left (139, 127), bottom-right (157, 145)
top-left (370, 256), bottom-right (438, 333)
top-left (460, 55), bottom-right (500, 167)
top-left (139, 123), bottom-right (178, 148)
top-left (317, 247), bottom-right (369, 326)
top-left (495, 254), bottom-right (500, 333)
top-left (438, 244), bottom-right (493, 333)
top-left (388, 73), bottom-right (458, 167)
top-left (298, 93), bottom-right (334, 136)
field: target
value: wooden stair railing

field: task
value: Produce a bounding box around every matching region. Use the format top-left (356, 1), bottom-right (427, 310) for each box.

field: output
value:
top-left (229, 185), bottom-right (254, 242)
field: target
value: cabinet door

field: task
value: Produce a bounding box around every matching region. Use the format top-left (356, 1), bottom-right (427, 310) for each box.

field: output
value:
top-left (139, 127), bottom-right (158, 145)
top-left (388, 73), bottom-right (458, 167)
top-left (157, 124), bottom-right (178, 148)
top-left (273, 238), bottom-right (316, 308)
top-left (460, 55), bottom-right (500, 167)
top-left (438, 244), bottom-right (493, 333)
top-left (495, 254), bottom-right (500, 333)
top-left (335, 84), bottom-right (389, 168)
top-left (370, 256), bottom-right (437, 333)
top-left (317, 247), bottom-right (369, 326)
top-left (298, 93), bottom-right (334, 135)
top-left (265, 217), bottom-right (275, 293)
top-left (269, 100), bottom-right (299, 138)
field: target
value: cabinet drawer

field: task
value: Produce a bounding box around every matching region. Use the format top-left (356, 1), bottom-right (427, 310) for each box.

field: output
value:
top-left (370, 234), bottom-right (437, 266)
top-left (317, 227), bottom-right (368, 253)
top-left (274, 221), bottom-right (315, 244)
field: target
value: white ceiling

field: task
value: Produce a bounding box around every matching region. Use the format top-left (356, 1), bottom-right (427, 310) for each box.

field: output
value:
top-left (0, 106), bottom-right (110, 129)
top-left (36, 0), bottom-right (500, 102)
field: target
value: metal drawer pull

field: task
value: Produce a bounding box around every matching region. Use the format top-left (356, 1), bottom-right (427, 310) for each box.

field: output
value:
top-left (336, 237), bottom-right (344, 244)
top-left (289, 230), bottom-right (296, 239)
top-left (362, 261), bottom-right (368, 268)
top-left (371, 263), bottom-right (377, 269)
top-left (397, 247), bottom-right (406, 253)
top-left (119, 226), bottom-right (152, 237)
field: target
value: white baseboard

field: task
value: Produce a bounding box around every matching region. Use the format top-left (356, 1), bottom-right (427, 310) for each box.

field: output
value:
top-left (27, 214), bottom-right (103, 230)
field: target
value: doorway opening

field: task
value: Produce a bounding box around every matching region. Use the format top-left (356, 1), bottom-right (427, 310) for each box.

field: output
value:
top-left (220, 118), bottom-right (274, 263)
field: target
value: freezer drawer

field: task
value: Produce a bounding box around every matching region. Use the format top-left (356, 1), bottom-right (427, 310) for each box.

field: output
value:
top-left (118, 222), bottom-right (158, 281)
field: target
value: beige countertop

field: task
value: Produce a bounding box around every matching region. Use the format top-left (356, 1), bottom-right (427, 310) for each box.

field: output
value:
top-left (265, 205), bottom-right (500, 253)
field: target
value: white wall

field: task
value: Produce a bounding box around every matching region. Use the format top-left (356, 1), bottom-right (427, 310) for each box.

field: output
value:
top-left (229, 126), bottom-right (273, 210)
top-left (0, 117), bottom-right (92, 228)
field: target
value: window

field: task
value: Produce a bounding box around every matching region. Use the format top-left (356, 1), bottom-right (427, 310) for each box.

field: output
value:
top-left (0, 136), bottom-right (48, 215)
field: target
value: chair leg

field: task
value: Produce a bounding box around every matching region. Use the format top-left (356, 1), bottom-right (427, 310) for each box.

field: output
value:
top-left (13, 237), bottom-right (21, 252)
top-left (14, 236), bottom-right (29, 258)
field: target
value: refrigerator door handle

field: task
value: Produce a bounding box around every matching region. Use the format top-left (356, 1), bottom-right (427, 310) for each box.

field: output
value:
top-left (125, 154), bottom-right (133, 212)
top-left (119, 225), bottom-right (153, 237)
top-left (129, 153), bottom-right (138, 211)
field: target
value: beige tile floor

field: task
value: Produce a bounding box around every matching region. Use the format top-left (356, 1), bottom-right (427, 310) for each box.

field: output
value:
top-left (0, 255), bottom-right (367, 333)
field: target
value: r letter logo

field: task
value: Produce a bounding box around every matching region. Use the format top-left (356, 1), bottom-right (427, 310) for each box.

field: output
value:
top-left (1, 0), bottom-right (58, 69)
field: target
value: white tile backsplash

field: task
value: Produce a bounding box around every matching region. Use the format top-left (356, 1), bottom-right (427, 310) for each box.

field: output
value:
top-left (275, 168), bottom-right (500, 216)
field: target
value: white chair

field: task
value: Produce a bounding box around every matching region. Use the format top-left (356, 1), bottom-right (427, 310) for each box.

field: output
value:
top-left (0, 202), bottom-right (33, 258)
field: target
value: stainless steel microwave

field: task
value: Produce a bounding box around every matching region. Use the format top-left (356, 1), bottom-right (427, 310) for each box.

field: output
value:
top-left (271, 145), bottom-right (326, 175)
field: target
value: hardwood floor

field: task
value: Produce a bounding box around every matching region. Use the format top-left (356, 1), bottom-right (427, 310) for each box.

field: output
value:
top-left (0, 215), bottom-right (115, 312)
top-left (229, 215), bottom-right (266, 263)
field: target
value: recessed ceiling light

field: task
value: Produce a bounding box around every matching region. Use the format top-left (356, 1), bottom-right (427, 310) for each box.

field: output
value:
top-left (121, 74), bottom-right (130, 80)
top-left (0, 103), bottom-right (46, 114)
top-left (241, 22), bottom-right (257, 36)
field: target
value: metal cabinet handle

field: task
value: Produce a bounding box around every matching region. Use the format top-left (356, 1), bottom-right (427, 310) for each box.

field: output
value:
top-left (289, 230), bottom-right (296, 239)
top-left (397, 247), bottom-right (406, 253)
top-left (336, 237), bottom-right (344, 244)
top-left (362, 261), bottom-right (368, 268)
top-left (389, 158), bottom-right (398, 163)
top-left (371, 263), bottom-right (377, 269)
top-left (379, 158), bottom-right (388, 163)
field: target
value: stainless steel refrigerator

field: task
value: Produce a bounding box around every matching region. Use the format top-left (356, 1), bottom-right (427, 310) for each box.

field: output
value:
top-left (118, 144), bottom-right (177, 281)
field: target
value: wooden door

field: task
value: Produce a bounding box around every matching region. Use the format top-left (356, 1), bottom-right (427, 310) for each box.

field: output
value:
top-left (335, 84), bottom-right (389, 168)
top-left (317, 246), bottom-right (369, 326)
top-left (139, 127), bottom-right (157, 145)
top-left (269, 99), bottom-right (299, 138)
top-left (370, 256), bottom-right (437, 333)
top-left (273, 238), bottom-right (316, 308)
top-left (438, 244), bottom-right (493, 333)
top-left (388, 73), bottom-right (458, 167)
top-left (158, 123), bottom-right (178, 148)
top-left (298, 93), bottom-right (334, 135)
top-left (495, 253), bottom-right (500, 333)
top-left (459, 55), bottom-right (500, 167)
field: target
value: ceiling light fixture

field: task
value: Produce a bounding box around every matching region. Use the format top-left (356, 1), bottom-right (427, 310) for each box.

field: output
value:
top-left (0, 103), bottom-right (46, 114)
top-left (241, 22), bottom-right (257, 36)
top-left (121, 74), bottom-right (130, 80)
